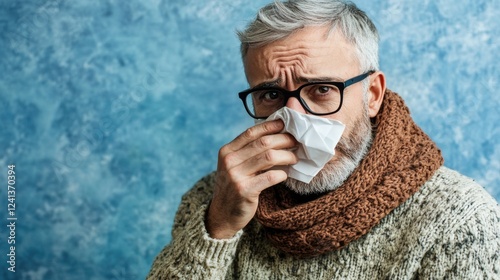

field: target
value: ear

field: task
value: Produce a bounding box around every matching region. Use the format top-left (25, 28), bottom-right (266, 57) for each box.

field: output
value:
top-left (367, 71), bottom-right (386, 118)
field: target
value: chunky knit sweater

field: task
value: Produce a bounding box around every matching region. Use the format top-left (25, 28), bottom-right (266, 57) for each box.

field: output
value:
top-left (147, 167), bottom-right (500, 279)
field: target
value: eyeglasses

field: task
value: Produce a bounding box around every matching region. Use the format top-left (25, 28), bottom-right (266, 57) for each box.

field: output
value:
top-left (238, 71), bottom-right (375, 119)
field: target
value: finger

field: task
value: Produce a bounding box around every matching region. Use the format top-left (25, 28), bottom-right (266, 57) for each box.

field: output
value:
top-left (222, 169), bottom-right (288, 201)
top-left (231, 149), bottom-right (298, 180)
top-left (244, 133), bottom-right (297, 152)
top-left (249, 169), bottom-right (288, 193)
top-left (222, 133), bottom-right (297, 169)
top-left (221, 120), bottom-right (284, 156)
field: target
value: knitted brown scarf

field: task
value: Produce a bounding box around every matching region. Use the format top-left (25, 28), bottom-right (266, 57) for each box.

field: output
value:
top-left (255, 89), bottom-right (444, 257)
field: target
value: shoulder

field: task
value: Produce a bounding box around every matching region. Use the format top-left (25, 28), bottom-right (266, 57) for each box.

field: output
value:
top-left (179, 172), bottom-right (217, 207)
top-left (385, 166), bottom-right (500, 244)
top-left (413, 167), bottom-right (500, 278)
top-left (419, 166), bottom-right (499, 214)
top-left (404, 166), bottom-right (500, 237)
top-left (171, 172), bottom-right (216, 228)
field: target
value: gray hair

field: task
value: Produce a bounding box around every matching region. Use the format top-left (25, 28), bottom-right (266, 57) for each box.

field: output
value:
top-left (237, 0), bottom-right (380, 72)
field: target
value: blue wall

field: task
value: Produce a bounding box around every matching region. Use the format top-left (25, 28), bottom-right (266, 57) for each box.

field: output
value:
top-left (0, 0), bottom-right (498, 279)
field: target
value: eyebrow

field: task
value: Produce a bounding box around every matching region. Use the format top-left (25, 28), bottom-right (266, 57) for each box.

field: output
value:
top-left (252, 79), bottom-right (281, 89)
top-left (251, 75), bottom-right (345, 90)
top-left (298, 76), bottom-right (344, 83)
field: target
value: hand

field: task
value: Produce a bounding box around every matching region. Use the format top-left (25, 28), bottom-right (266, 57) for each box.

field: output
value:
top-left (206, 120), bottom-right (298, 239)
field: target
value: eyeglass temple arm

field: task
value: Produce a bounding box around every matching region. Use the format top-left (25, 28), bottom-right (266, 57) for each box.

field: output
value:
top-left (344, 70), bottom-right (375, 87)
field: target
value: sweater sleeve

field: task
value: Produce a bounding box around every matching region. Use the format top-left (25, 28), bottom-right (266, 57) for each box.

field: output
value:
top-left (146, 174), bottom-right (243, 280)
top-left (417, 195), bottom-right (500, 279)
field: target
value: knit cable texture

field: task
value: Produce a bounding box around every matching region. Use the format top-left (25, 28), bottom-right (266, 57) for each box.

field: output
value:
top-left (255, 90), bottom-right (444, 257)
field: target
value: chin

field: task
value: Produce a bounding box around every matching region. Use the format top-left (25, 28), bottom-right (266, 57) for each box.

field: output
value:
top-left (284, 158), bottom-right (353, 195)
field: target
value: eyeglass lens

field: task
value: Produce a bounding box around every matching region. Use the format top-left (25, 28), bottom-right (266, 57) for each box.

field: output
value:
top-left (245, 83), bottom-right (342, 118)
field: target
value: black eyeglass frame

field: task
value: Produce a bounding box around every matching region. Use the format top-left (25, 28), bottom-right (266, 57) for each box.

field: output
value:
top-left (238, 70), bottom-right (375, 119)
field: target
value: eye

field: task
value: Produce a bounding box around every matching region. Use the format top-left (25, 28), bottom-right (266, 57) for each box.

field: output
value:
top-left (260, 91), bottom-right (282, 101)
top-left (302, 84), bottom-right (340, 102)
top-left (314, 85), bottom-right (336, 95)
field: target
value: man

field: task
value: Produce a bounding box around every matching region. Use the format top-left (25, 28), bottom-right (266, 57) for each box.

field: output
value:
top-left (147, 0), bottom-right (500, 279)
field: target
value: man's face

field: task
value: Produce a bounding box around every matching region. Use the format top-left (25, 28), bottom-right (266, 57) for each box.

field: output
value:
top-left (243, 25), bottom-right (374, 194)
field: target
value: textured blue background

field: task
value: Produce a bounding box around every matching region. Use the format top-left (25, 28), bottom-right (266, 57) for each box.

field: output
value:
top-left (0, 0), bottom-right (498, 279)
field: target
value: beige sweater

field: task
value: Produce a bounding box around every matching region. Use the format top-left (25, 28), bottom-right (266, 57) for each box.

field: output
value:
top-left (147, 167), bottom-right (500, 279)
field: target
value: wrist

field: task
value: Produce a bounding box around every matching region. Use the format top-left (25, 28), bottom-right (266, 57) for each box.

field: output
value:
top-left (205, 203), bottom-right (240, 239)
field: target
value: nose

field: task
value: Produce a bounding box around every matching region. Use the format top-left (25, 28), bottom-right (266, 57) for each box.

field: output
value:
top-left (285, 97), bottom-right (307, 114)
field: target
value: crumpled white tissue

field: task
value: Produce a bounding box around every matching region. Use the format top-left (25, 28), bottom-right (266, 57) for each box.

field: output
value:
top-left (257, 107), bottom-right (345, 183)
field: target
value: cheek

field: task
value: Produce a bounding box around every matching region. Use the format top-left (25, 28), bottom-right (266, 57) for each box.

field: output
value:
top-left (325, 99), bottom-right (362, 127)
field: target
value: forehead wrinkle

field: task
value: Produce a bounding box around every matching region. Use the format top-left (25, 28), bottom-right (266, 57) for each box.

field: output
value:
top-left (269, 46), bottom-right (309, 66)
top-left (266, 46), bottom-right (310, 86)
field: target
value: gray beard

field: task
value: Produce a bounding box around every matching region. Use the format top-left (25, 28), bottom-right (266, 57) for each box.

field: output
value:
top-left (284, 104), bottom-right (373, 195)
